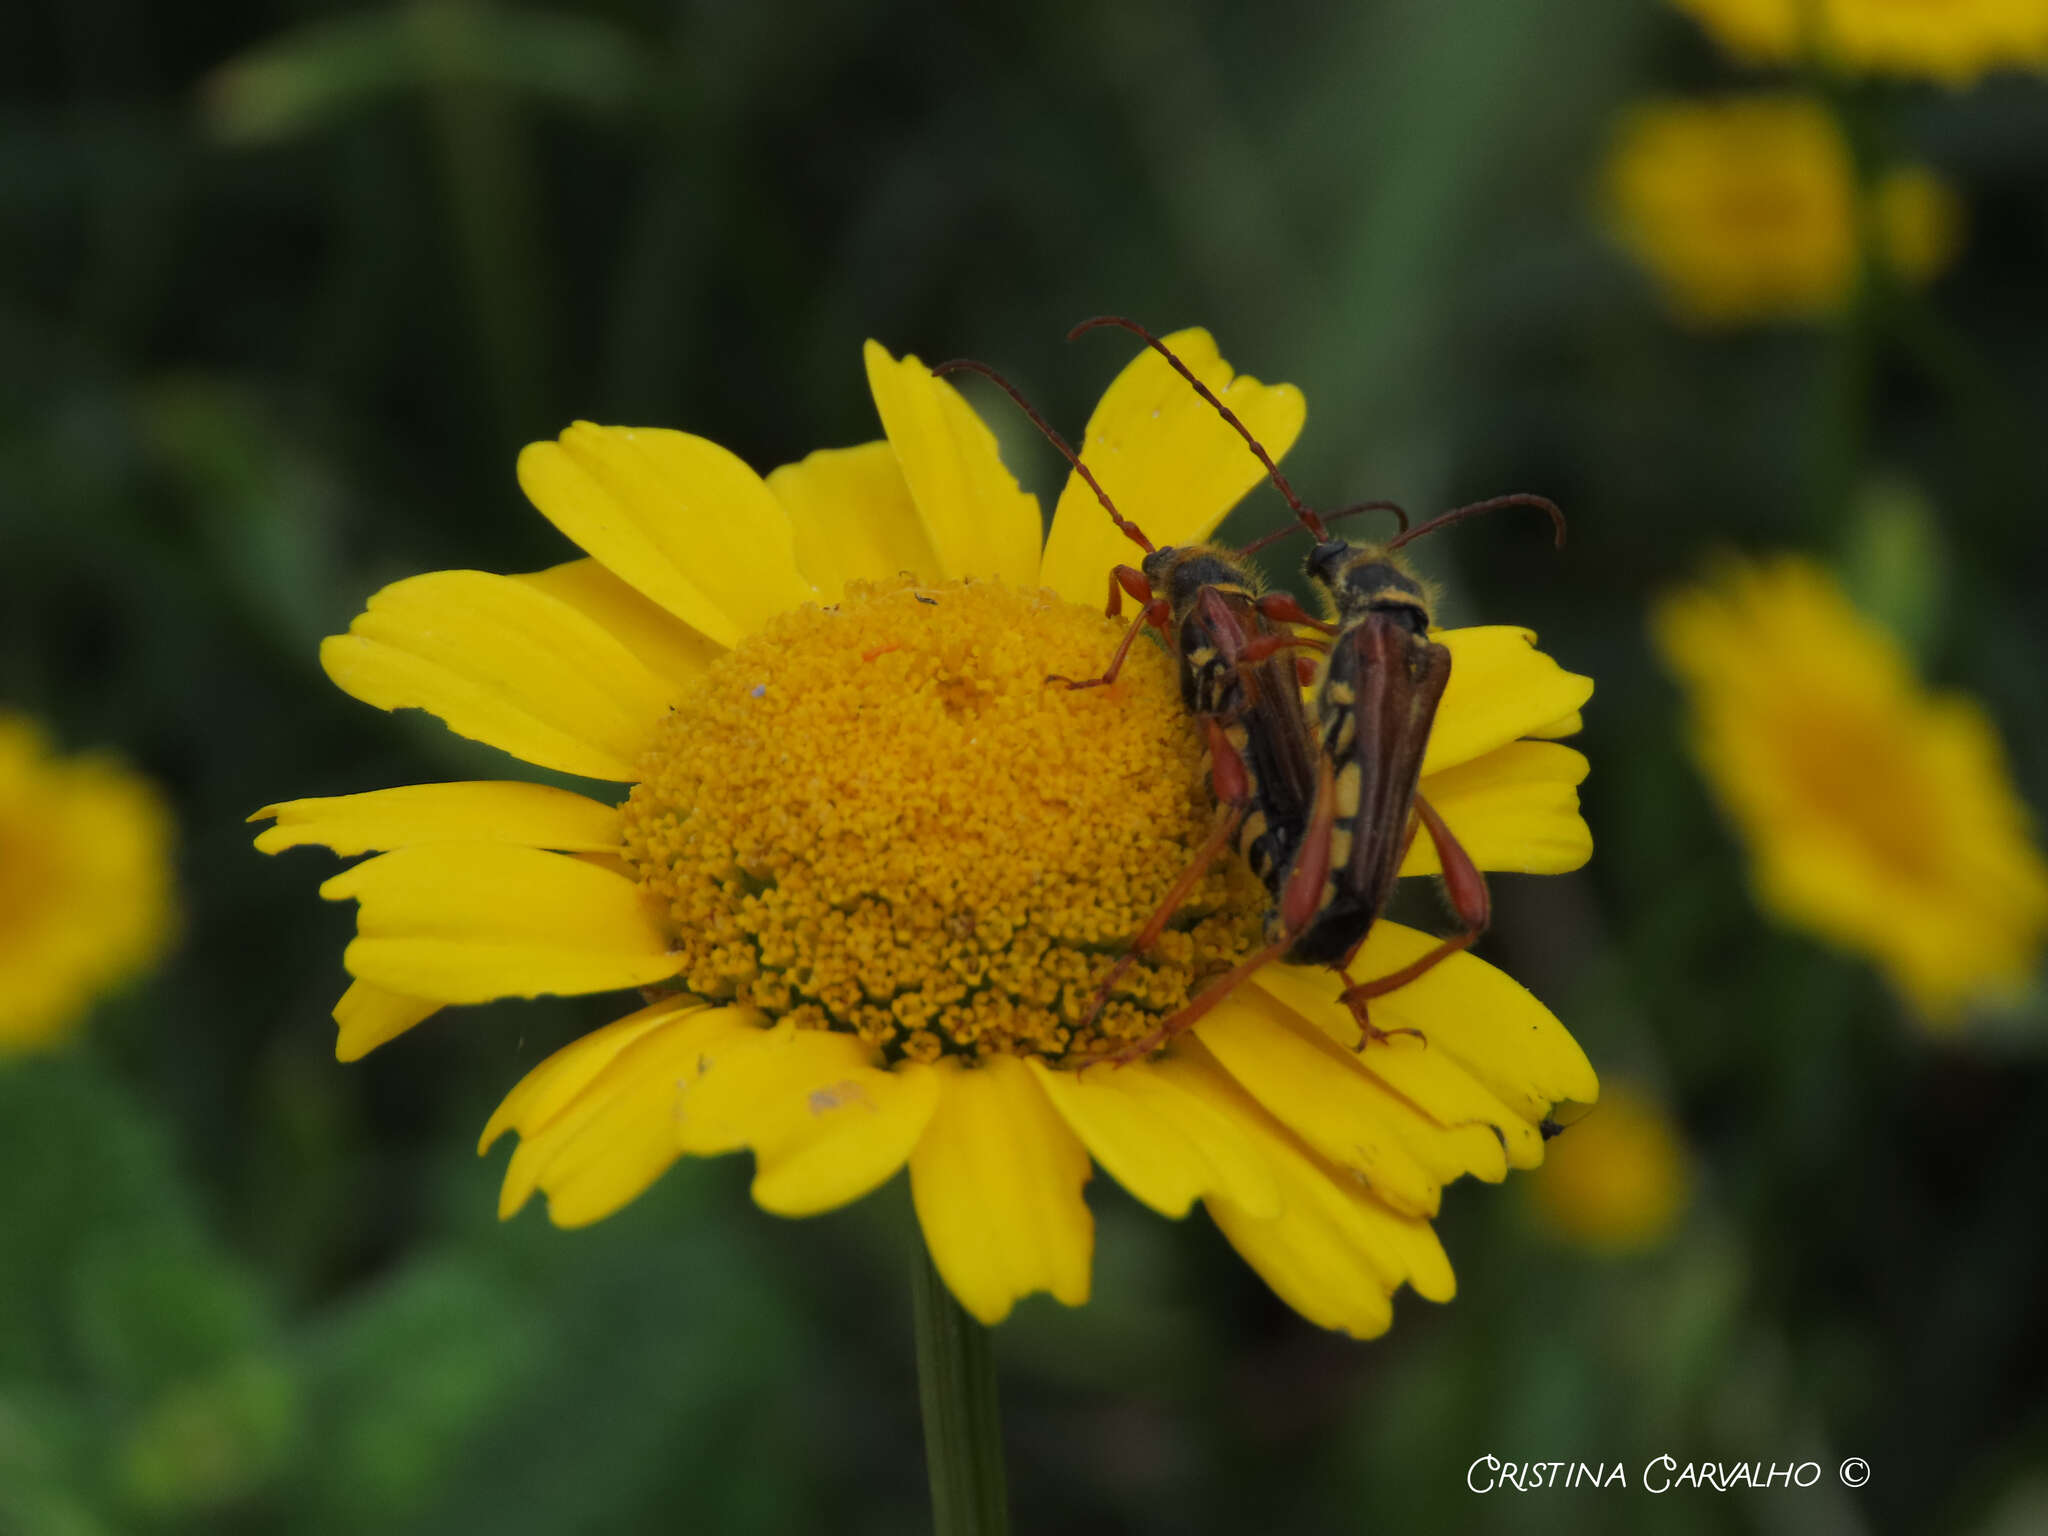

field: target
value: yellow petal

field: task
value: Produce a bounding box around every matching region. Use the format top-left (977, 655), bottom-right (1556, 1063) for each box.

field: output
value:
top-left (1346, 921), bottom-right (1598, 1125)
top-left (1195, 990), bottom-right (1450, 1215)
top-left (1423, 627), bottom-right (1595, 776)
top-left (1406, 741), bottom-right (1592, 877)
top-left (862, 341), bottom-right (1042, 589)
top-left (1529, 710), bottom-right (1583, 739)
top-left (331, 979), bottom-right (440, 1062)
top-left (1186, 1038), bottom-right (1455, 1338)
top-left (767, 440), bottom-right (945, 597)
top-left (1245, 963), bottom-right (1542, 1171)
top-left (252, 781), bottom-right (621, 857)
top-left (1039, 327), bottom-right (1306, 606)
top-left (480, 995), bottom-right (705, 1153)
top-left (319, 570), bottom-right (675, 781)
top-left (516, 557), bottom-right (725, 690)
top-left (321, 845), bottom-right (682, 1003)
top-left (516, 423), bottom-right (814, 648)
top-left (492, 1005), bottom-right (761, 1227)
top-left (674, 1021), bottom-right (940, 1216)
top-left (1208, 1138), bottom-right (1456, 1339)
top-left (1025, 1053), bottom-right (1280, 1220)
top-left (909, 1055), bottom-right (1092, 1325)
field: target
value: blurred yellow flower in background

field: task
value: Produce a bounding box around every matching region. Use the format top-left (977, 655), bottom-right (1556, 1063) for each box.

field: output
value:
top-left (1531, 1083), bottom-right (1689, 1253)
top-left (0, 714), bottom-right (174, 1051)
top-left (254, 331), bottom-right (1599, 1337)
top-left (1668, 0), bottom-right (2048, 86)
top-left (1604, 96), bottom-right (1961, 326)
top-left (1655, 557), bottom-right (2048, 1024)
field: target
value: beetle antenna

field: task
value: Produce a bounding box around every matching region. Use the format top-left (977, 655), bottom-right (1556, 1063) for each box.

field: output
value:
top-left (1385, 493), bottom-right (1566, 553)
top-left (1067, 315), bottom-right (1330, 542)
top-left (1238, 499), bottom-right (1410, 557)
top-left (932, 357), bottom-right (1154, 555)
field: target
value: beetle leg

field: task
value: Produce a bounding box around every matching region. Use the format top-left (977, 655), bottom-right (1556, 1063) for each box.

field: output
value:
top-left (1079, 758), bottom-right (1337, 1064)
top-left (1077, 800), bottom-right (1248, 1028)
top-left (1049, 587), bottom-right (1169, 690)
top-left (1234, 630), bottom-right (1330, 665)
top-left (1103, 562), bottom-right (1152, 620)
top-left (1278, 755), bottom-right (1339, 938)
top-left (1075, 716), bottom-right (1251, 1026)
top-left (1336, 793), bottom-right (1490, 1043)
top-left (1251, 591), bottom-right (1337, 634)
top-left (1078, 934), bottom-right (1294, 1068)
top-left (1333, 969), bottom-right (1428, 1049)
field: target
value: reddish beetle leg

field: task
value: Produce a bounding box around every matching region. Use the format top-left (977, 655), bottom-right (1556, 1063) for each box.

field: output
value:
top-left (1084, 756), bottom-right (1343, 1067)
top-left (1336, 793), bottom-right (1490, 1048)
top-left (1049, 566), bottom-right (1167, 690)
top-left (1250, 591), bottom-right (1337, 634)
top-left (1073, 715), bottom-right (1254, 1027)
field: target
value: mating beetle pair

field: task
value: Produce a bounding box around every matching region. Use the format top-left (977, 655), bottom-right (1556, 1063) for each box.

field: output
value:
top-left (938, 318), bottom-right (1563, 1066)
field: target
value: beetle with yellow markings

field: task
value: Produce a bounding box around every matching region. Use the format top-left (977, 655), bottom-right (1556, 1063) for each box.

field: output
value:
top-left (1059, 318), bottom-right (1568, 1062)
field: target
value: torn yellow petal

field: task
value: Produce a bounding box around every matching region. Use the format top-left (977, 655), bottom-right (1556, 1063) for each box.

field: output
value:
top-left (1038, 327), bottom-right (1306, 606)
top-left (1408, 741), bottom-right (1592, 877)
top-left (767, 440), bottom-right (944, 598)
top-left (1195, 990), bottom-right (1449, 1214)
top-left (1424, 627), bottom-right (1594, 777)
top-left (1025, 1053), bottom-right (1280, 1220)
top-left (321, 845), bottom-right (682, 1003)
top-left (252, 781), bottom-right (621, 857)
top-left (319, 569), bottom-right (675, 781)
top-left (494, 1006), bottom-right (760, 1227)
top-left (862, 341), bottom-right (1042, 590)
top-left (516, 557), bottom-right (725, 691)
top-left (909, 1055), bottom-right (1092, 1325)
top-left (1245, 963), bottom-right (1543, 1171)
top-left (675, 1020), bottom-right (939, 1216)
top-left (516, 423), bottom-right (814, 649)
top-left (331, 979), bottom-right (440, 1062)
top-left (1348, 921), bottom-right (1598, 1125)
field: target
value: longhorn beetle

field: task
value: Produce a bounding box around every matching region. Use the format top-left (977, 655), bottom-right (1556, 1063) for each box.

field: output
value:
top-left (933, 354), bottom-right (1376, 1036)
top-left (1062, 316), bottom-right (1565, 1064)
top-left (930, 355), bottom-right (1340, 1037)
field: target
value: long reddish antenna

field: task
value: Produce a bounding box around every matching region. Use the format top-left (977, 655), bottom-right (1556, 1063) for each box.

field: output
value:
top-left (932, 357), bottom-right (1154, 556)
top-left (1238, 499), bottom-right (1410, 557)
top-left (1328, 497), bottom-right (1412, 534)
top-left (1385, 492), bottom-right (1566, 552)
top-left (1067, 315), bottom-right (1330, 543)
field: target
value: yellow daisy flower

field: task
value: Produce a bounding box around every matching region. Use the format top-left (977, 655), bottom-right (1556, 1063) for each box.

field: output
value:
top-left (253, 331), bottom-right (1598, 1337)
top-left (1655, 556), bottom-right (2048, 1025)
top-left (1667, 0), bottom-right (2048, 86)
top-left (0, 714), bottom-right (175, 1051)
top-left (1530, 1082), bottom-right (1690, 1253)
top-left (1603, 96), bottom-right (1961, 327)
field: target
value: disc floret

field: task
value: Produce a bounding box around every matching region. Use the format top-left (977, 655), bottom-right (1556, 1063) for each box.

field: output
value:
top-left (620, 577), bottom-right (1270, 1062)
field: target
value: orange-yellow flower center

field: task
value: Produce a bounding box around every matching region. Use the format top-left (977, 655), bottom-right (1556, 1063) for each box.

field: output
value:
top-left (619, 577), bottom-right (1268, 1063)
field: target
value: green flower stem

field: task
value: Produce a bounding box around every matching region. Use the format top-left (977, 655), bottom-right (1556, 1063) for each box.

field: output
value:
top-left (912, 1242), bottom-right (1011, 1536)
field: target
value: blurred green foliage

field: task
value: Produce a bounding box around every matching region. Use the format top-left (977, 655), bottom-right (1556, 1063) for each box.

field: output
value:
top-left (4, 1), bottom-right (2047, 1531)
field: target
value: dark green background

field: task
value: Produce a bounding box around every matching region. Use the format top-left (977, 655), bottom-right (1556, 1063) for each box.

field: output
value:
top-left (5, 2), bottom-right (2047, 1531)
